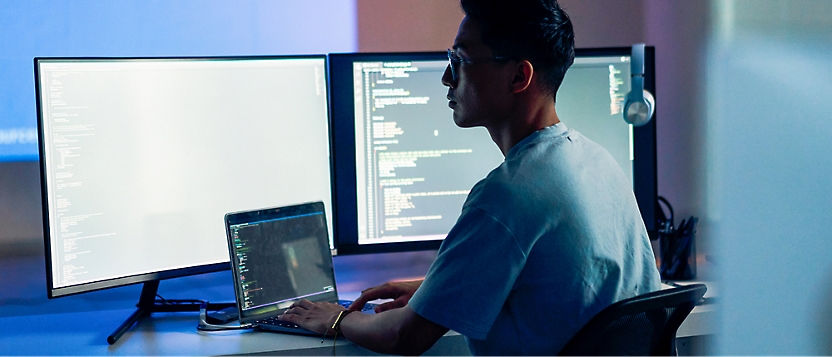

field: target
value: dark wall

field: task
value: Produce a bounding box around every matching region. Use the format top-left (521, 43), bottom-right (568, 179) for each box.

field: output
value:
top-left (0, 161), bottom-right (42, 255)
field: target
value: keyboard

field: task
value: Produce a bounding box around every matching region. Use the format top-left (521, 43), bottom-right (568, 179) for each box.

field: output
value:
top-left (257, 316), bottom-right (304, 330)
top-left (255, 300), bottom-right (377, 334)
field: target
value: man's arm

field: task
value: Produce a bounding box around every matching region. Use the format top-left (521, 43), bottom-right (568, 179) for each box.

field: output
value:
top-left (341, 304), bottom-right (449, 355)
top-left (278, 300), bottom-right (448, 355)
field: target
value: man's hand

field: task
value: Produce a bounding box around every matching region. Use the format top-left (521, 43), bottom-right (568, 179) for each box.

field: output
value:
top-left (348, 279), bottom-right (424, 313)
top-left (277, 299), bottom-right (345, 335)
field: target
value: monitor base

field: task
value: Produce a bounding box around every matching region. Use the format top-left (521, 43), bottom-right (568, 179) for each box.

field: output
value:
top-left (106, 280), bottom-right (235, 345)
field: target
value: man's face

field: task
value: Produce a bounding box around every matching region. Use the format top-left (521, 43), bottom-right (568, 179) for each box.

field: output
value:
top-left (442, 16), bottom-right (514, 129)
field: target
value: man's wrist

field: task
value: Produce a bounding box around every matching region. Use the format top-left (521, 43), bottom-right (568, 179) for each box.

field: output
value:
top-left (331, 309), bottom-right (355, 334)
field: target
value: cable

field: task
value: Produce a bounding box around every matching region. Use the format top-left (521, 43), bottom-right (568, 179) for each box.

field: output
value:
top-left (155, 294), bottom-right (207, 306)
top-left (196, 301), bottom-right (254, 332)
top-left (657, 196), bottom-right (674, 235)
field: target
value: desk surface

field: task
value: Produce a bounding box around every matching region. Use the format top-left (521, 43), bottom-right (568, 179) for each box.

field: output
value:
top-left (0, 308), bottom-right (471, 356)
top-left (0, 251), bottom-right (716, 355)
top-left (0, 304), bottom-right (714, 356)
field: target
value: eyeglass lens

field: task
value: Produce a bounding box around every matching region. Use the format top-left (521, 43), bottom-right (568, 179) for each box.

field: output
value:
top-left (447, 49), bottom-right (458, 82)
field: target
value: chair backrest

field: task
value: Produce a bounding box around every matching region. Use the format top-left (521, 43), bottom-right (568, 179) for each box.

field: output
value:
top-left (557, 284), bottom-right (707, 356)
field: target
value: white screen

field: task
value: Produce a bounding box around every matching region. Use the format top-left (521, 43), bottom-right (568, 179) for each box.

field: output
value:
top-left (38, 57), bottom-right (333, 289)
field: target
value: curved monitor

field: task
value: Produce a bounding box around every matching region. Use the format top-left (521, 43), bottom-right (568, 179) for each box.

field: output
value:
top-left (330, 47), bottom-right (657, 255)
top-left (35, 55), bottom-right (334, 298)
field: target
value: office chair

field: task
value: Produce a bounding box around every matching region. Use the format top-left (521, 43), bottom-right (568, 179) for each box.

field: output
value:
top-left (557, 284), bottom-right (707, 356)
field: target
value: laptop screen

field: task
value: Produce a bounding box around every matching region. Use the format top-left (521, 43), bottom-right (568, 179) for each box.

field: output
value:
top-left (225, 202), bottom-right (339, 322)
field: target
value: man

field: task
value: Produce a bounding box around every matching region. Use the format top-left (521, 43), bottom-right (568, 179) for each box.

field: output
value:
top-left (278, 0), bottom-right (661, 354)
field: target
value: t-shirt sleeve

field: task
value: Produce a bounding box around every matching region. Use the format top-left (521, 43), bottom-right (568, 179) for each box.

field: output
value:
top-left (408, 206), bottom-right (527, 340)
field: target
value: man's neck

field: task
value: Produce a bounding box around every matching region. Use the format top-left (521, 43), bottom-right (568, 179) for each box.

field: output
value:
top-left (487, 98), bottom-right (561, 156)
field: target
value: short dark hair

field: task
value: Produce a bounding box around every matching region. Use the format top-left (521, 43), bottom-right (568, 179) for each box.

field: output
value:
top-left (460, 0), bottom-right (575, 99)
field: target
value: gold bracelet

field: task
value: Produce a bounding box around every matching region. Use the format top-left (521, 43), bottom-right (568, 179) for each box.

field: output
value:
top-left (327, 309), bottom-right (356, 355)
top-left (331, 309), bottom-right (355, 333)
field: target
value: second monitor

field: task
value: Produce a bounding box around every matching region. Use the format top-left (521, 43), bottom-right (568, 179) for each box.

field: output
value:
top-left (330, 49), bottom-right (657, 255)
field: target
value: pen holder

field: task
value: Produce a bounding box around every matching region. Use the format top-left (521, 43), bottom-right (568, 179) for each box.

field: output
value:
top-left (659, 216), bottom-right (697, 280)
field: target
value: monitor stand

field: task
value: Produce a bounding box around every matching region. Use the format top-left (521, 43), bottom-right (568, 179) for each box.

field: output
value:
top-left (107, 280), bottom-right (235, 344)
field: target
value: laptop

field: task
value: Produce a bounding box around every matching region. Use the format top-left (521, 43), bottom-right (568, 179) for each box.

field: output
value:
top-left (224, 201), bottom-right (374, 336)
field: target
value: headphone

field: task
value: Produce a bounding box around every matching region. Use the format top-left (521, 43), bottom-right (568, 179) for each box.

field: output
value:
top-left (623, 43), bottom-right (655, 127)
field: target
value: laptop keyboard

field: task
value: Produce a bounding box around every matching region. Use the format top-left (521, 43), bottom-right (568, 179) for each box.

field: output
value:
top-left (257, 300), bottom-right (377, 330)
top-left (257, 317), bottom-right (302, 328)
top-left (259, 316), bottom-right (302, 329)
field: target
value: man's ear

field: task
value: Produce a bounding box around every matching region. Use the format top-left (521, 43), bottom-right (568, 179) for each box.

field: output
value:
top-left (510, 60), bottom-right (534, 94)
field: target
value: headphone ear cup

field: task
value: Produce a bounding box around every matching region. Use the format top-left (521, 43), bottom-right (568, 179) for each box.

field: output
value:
top-left (624, 89), bottom-right (654, 127)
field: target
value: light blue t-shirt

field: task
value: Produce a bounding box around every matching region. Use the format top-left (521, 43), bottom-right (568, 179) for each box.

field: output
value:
top-left (408, 123), bottom-right (661, 355)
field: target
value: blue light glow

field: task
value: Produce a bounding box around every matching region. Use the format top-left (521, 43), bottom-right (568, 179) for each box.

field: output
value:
top-left (0, 0), bottom-right (357, 161)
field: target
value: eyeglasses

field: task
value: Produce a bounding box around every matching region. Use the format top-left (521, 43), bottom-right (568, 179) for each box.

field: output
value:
top-left (447, 49), bottom-right (510, 83)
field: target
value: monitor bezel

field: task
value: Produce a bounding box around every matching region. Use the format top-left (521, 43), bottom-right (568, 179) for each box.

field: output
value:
top-left (35, 54), bottom-right (335, 298)
top-left (329, 47), bottom-right (658, 255)
top-left (329, 51), bottom-right (450, 255)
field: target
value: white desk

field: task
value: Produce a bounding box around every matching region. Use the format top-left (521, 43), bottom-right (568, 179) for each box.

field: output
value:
top-left (664, 279), bottom-right (719, 338)
top-left (0, 304), bottom-right (714, 356)
top-left (0, 251), bottom-right (716, 355)
top-left (0, 250), bottom-right (459, 355)
top-left (679, 304), bottom-right (716, 338)
top-left (0, 308), bottom-right (471, 356)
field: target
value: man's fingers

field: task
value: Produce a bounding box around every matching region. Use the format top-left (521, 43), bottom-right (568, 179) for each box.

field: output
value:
top-left (348, 291), bottom-right (373, 311)
top-left (278, 310), bottom-right (298, 322)
top-left (374, 298), bottom-right (407, 313)
top-left (347, 299), bottom-right (365, 311)
top-left (349, 280), bottom-right (425, 311)
top-left (350, 286), bottom-right (391, 310)
top-left (293, 299), bottom-right (314, 309)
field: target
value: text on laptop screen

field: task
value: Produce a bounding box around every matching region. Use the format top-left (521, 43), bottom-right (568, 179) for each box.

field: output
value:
top-left (229, 211), bottom-right (334, 314)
